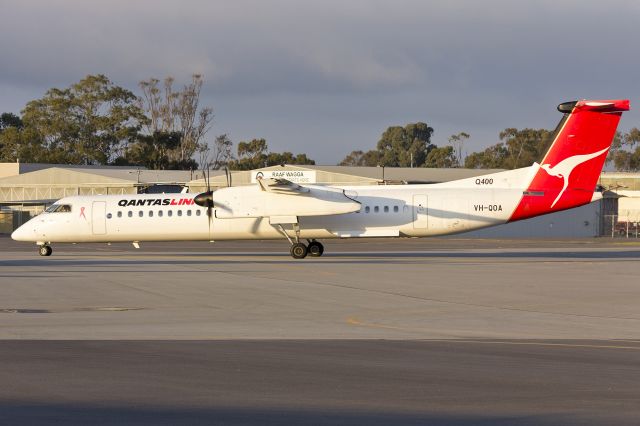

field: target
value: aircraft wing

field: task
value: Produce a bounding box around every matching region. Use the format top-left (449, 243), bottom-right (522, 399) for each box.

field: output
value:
top-left (211, 181), bottom-right (360, 219)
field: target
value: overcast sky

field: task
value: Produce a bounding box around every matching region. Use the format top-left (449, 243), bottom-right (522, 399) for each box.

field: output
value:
top-left (1, 0), bottom-right (639, 164)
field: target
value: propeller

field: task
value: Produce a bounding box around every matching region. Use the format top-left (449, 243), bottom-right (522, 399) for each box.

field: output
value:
top-left (194, 165), bottom-right (214, 232)
top-left (225, 166), bottom-right (232, 188)
top-left (193, 166), bottom-right (233, 234)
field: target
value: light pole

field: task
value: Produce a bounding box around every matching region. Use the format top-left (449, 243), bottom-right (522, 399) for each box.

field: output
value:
top-left (377, 164), bottom-right (385, 182)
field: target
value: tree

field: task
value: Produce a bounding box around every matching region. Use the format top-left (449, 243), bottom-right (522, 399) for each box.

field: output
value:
top-left (464, 128), bottom-right (551, 169)
top-left (198, 133), bottom-right (233, 170)
top-left (339, 149), bottom-right (381, 166)
top-left (266, 152), bottom-right (315, 166)
top-left (0, 113), bottom-right (22, 130)
top-left (0, 126), bottom-right (46, 163)
top-left (338, 122), bottom-right (434, 167)
top-left (228, 138), bottom-right (269, 170)
top-left (464, 143), bottom-right (510, 169)
top-left (18, 74), bottom-right (146, 164)
top-left (339, 150), bottom-right (365, 166)
top-left (448, 132), bottom-right (469, 167)
top-left (609, 128), bottom-right (640, 171)
top-left (624, 128), bottom-right (640, 171)
top-left (500, 128), bottom-right (552, 169)
top-left (227, 138), bottom-right (315, 170)
top-left (117, 131), bottom-right (199, 170)
top-left (605, 131), bottom-right (623, 167)
top-left (138, 75), bottom-right (213, 165)
top-left (424, 146), bottom-right (456, 168)
top-left (376, 122), bottom-right (434, 167)
top-left (0, 112), bottom-right (33, 162)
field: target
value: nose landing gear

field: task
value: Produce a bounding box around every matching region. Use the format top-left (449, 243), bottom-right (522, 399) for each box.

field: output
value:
top-left (38, 245), bottom-right (52, 257)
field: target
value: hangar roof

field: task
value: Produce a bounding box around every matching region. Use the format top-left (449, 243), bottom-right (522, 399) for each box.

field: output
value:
top-left (3, 162), bottom-right (640, 193)
top-left (303, 165), bottom-right (505, 183)
top-left (0, 167), bottom-right (135, 186)
top-left (0, 165), bottom-right (198, 186)
top-left (188, 165), bottom-right (381, 190)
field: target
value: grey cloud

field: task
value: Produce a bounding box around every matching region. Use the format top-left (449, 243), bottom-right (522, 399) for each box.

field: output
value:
top-left (1, 0), bottom-right (639, 163)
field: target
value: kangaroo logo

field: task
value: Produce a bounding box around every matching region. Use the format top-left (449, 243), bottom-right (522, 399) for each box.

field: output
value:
top-left (540, 147), bottom-right (609, 207)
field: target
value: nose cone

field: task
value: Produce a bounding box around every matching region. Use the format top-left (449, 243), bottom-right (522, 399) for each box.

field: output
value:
top-left (194, 191), bottom-right (214, 207)
top-left (11, 223), bottom-right (34, 242)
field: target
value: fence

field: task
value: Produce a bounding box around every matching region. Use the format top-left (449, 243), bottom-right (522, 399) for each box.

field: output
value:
top-left (601, 214), bottom-right (640, 238)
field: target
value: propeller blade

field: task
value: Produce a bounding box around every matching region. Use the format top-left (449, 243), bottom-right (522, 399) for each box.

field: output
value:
top-left (197, 163), bottom-right (214, 237)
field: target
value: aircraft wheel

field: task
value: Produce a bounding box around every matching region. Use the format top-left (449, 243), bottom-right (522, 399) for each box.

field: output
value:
top-left (307, 240), bottom-right (324, 257)
top-left (39, 245), bottom-right (52, 257)
top-left (290, 242), bottom-right (308, 259)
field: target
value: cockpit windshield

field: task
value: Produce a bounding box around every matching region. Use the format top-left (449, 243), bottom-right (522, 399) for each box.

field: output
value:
top-left (45, 204), bottom-right (72, 213)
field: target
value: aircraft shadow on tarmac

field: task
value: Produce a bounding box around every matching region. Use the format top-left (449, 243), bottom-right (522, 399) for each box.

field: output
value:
top-left (0, 404), bottom-right (582, 426)
top-left (1, 249), bottom-right (640, 269)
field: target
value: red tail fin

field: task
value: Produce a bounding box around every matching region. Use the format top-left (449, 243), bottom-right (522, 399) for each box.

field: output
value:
top-left (510, 99), bottom-right (630, 221)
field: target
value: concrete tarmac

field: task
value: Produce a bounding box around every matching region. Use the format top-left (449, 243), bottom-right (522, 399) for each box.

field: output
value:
top-left (1, 236), bottom-right (640, 424)
top-left (1, 237), bottom-right (640, 339)
top-left (1, 340), bottom-right (640, 426)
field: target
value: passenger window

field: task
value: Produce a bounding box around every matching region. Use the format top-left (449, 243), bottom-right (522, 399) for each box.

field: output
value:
top-left (177, 210), bottom-right (182, 217)
top-left (393, 206), bottom-right (399, 213)
top-left (106, 213), bottom-right (112, 219)
top-left (168, 210), bottom-right (173, 217)
top-left (196, 210), bottom-right (201, 216)
top-left (365, 206), bottom-right (370, 213)
top-left (374, 206), bottom-right (379, 213)
top-left (128, 211), bottom-right (133, 217)
top-left (158, 210), bottom-right (163, 217)
top-left (384, 206), bottom-right (389, 213)
top-left (187, 210), bottom-right (192, 216)
top-left (149, 211), bottom-right (154, 217)
top-left (138, 211), bottom-right (143, 217)
top-left (117, 211), bottom-right (122, 218)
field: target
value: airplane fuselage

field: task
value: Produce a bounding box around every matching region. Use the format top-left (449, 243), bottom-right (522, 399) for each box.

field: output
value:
top-left (12, 167), bottom-right (549, 244)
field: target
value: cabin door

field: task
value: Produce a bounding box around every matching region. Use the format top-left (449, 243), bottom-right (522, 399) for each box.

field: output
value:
top-left (92, 201), bottom-right (107, 235)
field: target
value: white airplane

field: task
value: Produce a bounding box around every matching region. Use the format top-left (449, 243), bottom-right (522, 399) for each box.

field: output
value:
top-left (12, 99), bottom-right (629, 258)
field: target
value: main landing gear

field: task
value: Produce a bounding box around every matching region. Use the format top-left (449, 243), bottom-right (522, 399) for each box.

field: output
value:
top-left (290, 242), bottom-right (308, 259)
top-left (274, 223), bottom-right (324, 259)
top-left (289, 240), bottom-right (324, 259)
top-left (307, 240), bottom-right (324, 257)
top-left (38, 245), bottom-right (52, 257)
